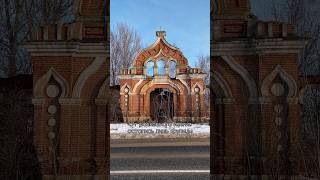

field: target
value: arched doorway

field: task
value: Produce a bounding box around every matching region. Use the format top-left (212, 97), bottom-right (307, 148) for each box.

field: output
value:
top-left (150, 88), bottom-right (174, 122)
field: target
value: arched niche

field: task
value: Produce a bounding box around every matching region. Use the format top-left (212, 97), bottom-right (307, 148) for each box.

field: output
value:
top-left (156, 59), bottom-right (166, 76)
top-left (120, 83), bottom-right (132, 94)
top-left (168, 60), bottom-right (177, 78)
top-left (261, 65), bottom-right (298, 97)
top-left (221, 56), bottom-right (257, 98)
top-left (211, 70), bottom-right (233, 98)
top-left (145, 60), bottom-right (155, 77)
top-left (34, 68), bottom-right (69, 98)
top-left (96, 77), bottom-right (109, 99)
top-left (192, 83), bottom-right (205, 94)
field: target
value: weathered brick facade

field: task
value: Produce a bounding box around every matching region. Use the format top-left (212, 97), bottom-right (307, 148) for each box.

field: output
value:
top-left (25, 0), bottom-right (109, 179)
top-left (23, 0), bottom-right (317, 179)
top-left (118, 31), bottom-right (208, 123)
top-left (211, 0), bottom-right (308, 178)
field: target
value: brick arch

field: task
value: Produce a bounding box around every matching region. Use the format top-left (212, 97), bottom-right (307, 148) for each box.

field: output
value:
top-left (140, 82), bottom-right (179, 95)
top-left (174, 80), bottom-right (190, 95)
top-left (132, 80), bottom-right (146, 94)
top-left (261, 65), bottom-right (298, 97)
top-left (141, 84), bottom-right (186, 117)
top-left (139, 80), bottom-right (188, 96)
top-left (72, 57), bottom-right (105, 98)
top-left (177, 79), bottom-right (191, 94)
top-left (120, 83), bottom-right (133, 93)
top-left (133, 80), bottom-right (179, 95)
top-left (133, 35), bottom-right (188, 69)
top-left (214, 56), bottom-right (247, 98)
top-left (211, 70), bottom-right (233, 98)
top-left (34, 67), bottom-right (69, 98)
top-left (145, 84), bottom-right (178, 95)
top-left (221, 56), bottom-right (258, 98)
top-left (96, 77), bottom-right (109, 99)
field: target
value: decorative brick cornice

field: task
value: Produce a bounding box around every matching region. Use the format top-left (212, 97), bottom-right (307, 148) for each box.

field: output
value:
top-left (211, 39), bottom-right (307, 56)
top-left (118, 75), bottom-right (146, 80)
top-left (188, 74), bottom-right (206, 79)
top-left (215, 98), bottom-right (235, 104)
top-left (258, 97), bottom-right (299, 104)
top-left (32, 98), bottom-right (45, 105)
top-left (58, 98), bottom-right (81, 105)
top-left (23, 42), bottom-right (108, 57)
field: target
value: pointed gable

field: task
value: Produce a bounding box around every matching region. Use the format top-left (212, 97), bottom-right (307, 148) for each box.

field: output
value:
top-left (133, 31), bottom-right (189, 68)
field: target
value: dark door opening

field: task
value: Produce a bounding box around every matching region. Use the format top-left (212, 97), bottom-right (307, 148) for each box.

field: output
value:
top-left (150, 88), bottom-right (174, 123)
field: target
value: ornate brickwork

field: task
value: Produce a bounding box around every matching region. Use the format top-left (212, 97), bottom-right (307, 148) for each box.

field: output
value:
top-left (25, 0), bottom-right (109, 179)
top-left (133, 31), bottom-right (188, 72)
top-left (211, 0), bottom-right (309, 178)
top-left (23, 0), bottom-right (318, 179)
top-left (119, 31), bottom-right (208, 123)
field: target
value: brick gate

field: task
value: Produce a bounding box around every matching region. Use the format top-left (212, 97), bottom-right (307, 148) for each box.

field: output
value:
top-left (23, 0), bottom-right (315, 179)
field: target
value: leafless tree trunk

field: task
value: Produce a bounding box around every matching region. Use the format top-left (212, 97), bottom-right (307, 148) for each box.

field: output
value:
top-left (267, 0), bottom-right (320, 74)
top-left (0, 0), bottom-right (74, 77)
top-left (110, 23), bottom-right (142, 85)
top-left (301, 86), bottom-right (320, 177)
top-left (196, 54), bottom-right (210, 114)
top-left (196, 54), bottom-right (210, 85)
top-left (0, 85), bottom-right (41, 180)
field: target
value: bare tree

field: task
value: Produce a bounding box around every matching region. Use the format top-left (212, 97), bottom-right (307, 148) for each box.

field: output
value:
top-left (270, 0), bottom-right (284, 22)
top-left (295, 6), bottom-right (320, 75)
top-left (0, 0), bottom-right (74, 77)
top-left (37, 0), bottom-right (74, 25)
top-left (0, 0), bottom-right (74, 179)
top-left (299, 86), bottom-right (320, 177)
top-left (195, 54), bottom-right (210, 114)
top-left (264, 0), bottom-right (320, 74)
top-left (196, 54), bottom-right (210, 85)
top-left (110, 23), bottom-right (142, 85)
top-left (0, 83), bottom-right (41, 180)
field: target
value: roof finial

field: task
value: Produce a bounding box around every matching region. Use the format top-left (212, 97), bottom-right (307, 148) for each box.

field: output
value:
top-left (156, 29), bottom-right (166, 38)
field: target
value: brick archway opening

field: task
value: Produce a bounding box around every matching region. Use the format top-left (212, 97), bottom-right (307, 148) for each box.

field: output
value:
top-left (150, 88), bottom-right (174, 122)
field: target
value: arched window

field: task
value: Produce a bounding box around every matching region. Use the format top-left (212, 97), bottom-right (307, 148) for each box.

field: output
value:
top-left (169, 60), bottom-right (176, 78)
top-left (157, 59), bottom-right (166, 76)
top-left (146, 61), bottom-right (154, 77)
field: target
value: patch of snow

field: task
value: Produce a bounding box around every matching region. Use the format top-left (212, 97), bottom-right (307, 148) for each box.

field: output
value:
top-left (110, 123), bottom-right (210, 139)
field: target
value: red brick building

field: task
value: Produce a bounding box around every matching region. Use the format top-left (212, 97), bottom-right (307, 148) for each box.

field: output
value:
top-left (211, 0), bottom-right (308, 178)
top-left (118, 31), bottom-right (208, 123)
top-left (25, 0), bottom-right (109, 179)
top-left (23, 0), bottom-right (316, 179)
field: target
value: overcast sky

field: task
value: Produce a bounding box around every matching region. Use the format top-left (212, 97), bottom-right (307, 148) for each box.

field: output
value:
top-left (110, 0), bottom-right (210, 67)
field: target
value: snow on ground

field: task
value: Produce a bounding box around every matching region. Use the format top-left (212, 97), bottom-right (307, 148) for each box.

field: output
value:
top-left (110, 123), bottom-right (210, 139)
